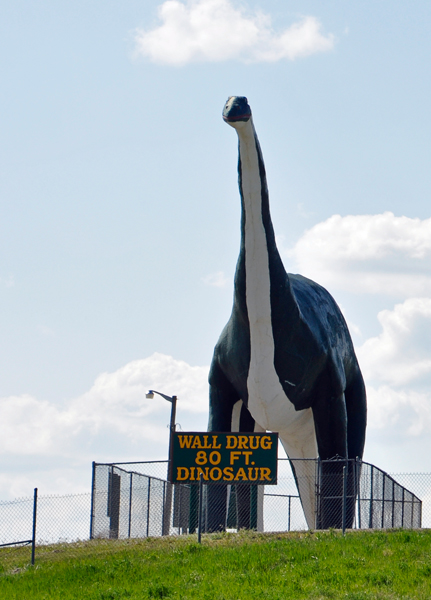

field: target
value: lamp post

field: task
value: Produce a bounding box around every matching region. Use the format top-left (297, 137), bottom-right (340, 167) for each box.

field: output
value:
top-left (145, 390), bottom-right (177, 481)
top-left (146, 389), bottom-right (177, 535)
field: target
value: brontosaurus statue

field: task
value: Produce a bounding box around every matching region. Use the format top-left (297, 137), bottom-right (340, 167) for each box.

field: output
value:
top-left (207, 96), bottom-right (367, 531)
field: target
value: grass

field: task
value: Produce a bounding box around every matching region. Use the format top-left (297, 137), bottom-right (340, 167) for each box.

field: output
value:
top-left (1, 529), bottom-right (431, 599)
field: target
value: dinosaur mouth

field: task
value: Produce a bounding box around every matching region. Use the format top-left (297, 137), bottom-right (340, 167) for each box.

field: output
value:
top-left (223, 113), bottom-right (251, 123)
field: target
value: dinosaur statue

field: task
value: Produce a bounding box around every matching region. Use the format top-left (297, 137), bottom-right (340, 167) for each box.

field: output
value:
top-left (207, 96), bottom-right (367, 531)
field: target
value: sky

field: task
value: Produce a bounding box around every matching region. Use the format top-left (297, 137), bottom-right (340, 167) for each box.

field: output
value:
top-left (1, 0), bottom-right (431, 500)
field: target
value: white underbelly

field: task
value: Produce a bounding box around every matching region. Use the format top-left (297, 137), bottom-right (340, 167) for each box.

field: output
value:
top-left (247, 361), bottom-right (301, 430)
top-left (240, 127), bottom-right (316, 457)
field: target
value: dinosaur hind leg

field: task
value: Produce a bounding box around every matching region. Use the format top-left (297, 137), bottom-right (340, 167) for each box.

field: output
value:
top-left (231, 401), bottom-right (259, 530)
top-left (344, 371), bottom-right (367, 528)
top-left (345, 372), bottom-right (367, 460)
top-left (312, 393), bottom-right (350, 529)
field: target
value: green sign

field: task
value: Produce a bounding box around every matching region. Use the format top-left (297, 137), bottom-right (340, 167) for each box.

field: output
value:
top-left (171, 432), bottom-right (278, 484)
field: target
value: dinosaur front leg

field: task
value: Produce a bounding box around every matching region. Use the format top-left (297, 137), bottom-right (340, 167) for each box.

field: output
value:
top-left (278, 408), bottom-right (318, 529)
top-left (206, 372), bottom-right (240, 532)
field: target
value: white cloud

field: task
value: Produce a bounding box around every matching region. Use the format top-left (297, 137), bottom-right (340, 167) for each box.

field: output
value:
top-left (356, 299), bottom-right (431, 465)
top-left (78, 352), bottom-right (208, 417)
top-left (290, 212), bottom-right (431, 296)
top-left (366, 385), bottom-right (411, 431)
top-left (135, 0), bottom-right (334, 65)
top-left (201, 270), bottom-right (230, 287)
top-left (366, 385), bottom-right (431, 438)
top-left (358, 298), bottom-right (431, 388)
top-left (0, 353), bottom-right (209, 456)
top-left (0, 353), bottom-right (209, 498)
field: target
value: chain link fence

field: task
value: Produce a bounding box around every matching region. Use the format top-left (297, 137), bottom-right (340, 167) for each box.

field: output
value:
top-left (90, 458), bottom-right (422, 537)
top-left (1, 459), bottom-right (429, 569)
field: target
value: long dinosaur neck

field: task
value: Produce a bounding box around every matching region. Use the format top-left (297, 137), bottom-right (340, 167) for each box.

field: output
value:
top-left (234, 118), bottom-right (300, 431)
top-left (234, 119), bottom-right (285, 313)
top-left (239, 120), bottom-right (278, 256)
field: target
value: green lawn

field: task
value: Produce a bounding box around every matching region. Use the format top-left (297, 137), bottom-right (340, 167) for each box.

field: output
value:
top-left (1, 529), bottom-right (431, 599)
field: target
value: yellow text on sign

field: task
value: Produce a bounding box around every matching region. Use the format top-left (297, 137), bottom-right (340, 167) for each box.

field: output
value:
top-left (175, 466), bottom-right (273, 482)
top-left (226, 435), bottom-right (273, 450)
top-left (176, 434), bottom-right (273, 451)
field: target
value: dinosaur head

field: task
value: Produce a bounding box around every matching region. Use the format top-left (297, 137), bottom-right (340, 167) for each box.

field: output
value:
top-left (223, 96), bottom-right (252, 128)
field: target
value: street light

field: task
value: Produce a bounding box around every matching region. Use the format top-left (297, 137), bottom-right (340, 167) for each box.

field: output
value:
top-left (146, 390), bottom-right (177, 536)
top-left (145, 390), bottom-right (177, 483)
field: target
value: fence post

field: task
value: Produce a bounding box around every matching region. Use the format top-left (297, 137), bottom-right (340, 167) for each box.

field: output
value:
top-left (369, 465), bottom-right (374, 529)
top-left (108, 469), bottom-right (120, 539)
top-left (250, 485), bottom-right (258, 530)
top-left (161, 481), bottom-right (166, 535)
top-left (315, 458), bottom-right (321, 529)
top-left (177, 485), bottom-right (182, 536)
top-left (288, 496), bottom-right (291, 532)
top-left (188, 485), bottom-right (198, 534)
top-left (162, 482), bottom-right (173, 536)
top-left (31, 488), bottom-right (38, 566)
top-left (356, 458), bottom-right (361, 529)
top-left (146, 477), bottom-right (151, 537)
top-left (342, 465), bottom-right (347, 535)
top-left (128, 472), bottom-right (133, 538)
top-left (90, 461), bottom-right (96, 540)
top-left (197, 473), bottom-right (203, 544)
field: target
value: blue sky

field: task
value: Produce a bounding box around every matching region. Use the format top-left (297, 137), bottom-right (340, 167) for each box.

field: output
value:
top-left (1, 0), bottom-right (431, 498)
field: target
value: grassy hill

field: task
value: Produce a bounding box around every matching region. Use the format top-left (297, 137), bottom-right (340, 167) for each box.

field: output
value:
top-left (1, 529), bottom-right (431, 599)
